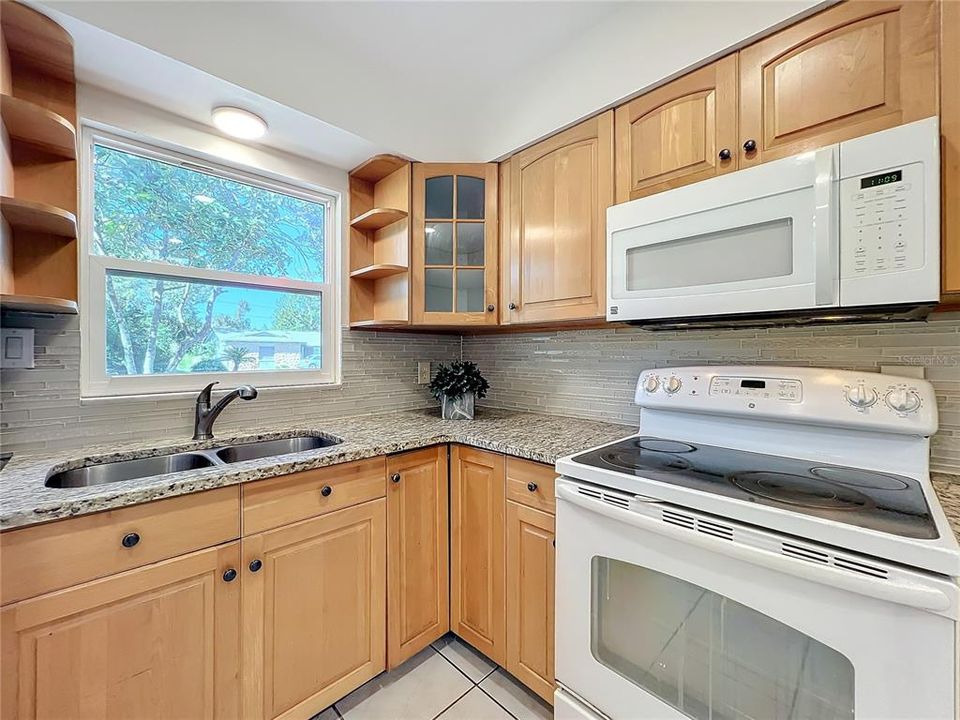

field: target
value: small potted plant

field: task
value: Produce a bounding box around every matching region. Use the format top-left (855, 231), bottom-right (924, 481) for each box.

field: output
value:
top-left (430, 360), bottom-right (489, 420)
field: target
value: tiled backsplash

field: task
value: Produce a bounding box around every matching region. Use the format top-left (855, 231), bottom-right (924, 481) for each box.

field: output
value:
top-left (0, 314), bottom-right (460, 455)
top-left (463, 313), bottom-right (960, 473)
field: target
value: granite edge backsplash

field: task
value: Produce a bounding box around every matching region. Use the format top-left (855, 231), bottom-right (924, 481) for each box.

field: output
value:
top-left (465, 312), bottom-right (960, 474)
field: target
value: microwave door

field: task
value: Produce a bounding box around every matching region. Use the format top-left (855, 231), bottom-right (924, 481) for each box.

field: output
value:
top-left (607, 148), bottom-right (840, 321)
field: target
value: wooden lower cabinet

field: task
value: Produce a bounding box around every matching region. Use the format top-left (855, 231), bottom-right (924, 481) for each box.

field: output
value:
top-left (1, 541), bottom-right (241, 720)
top-left (242, 500), bottom-right (386, 720)
top-left (386, 446), bottom-right (450, 667)
top-left (450, 445), bottom-right (506, 665)
top-left (505, 500), bottom-right (556, 705)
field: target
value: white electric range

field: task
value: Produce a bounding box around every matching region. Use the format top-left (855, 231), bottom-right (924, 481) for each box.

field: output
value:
top-left (553, 365), bottom-right (959, 720)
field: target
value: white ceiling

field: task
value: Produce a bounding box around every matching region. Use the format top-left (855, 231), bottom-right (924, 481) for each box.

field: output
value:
top-left (39, 0), bottom-right (823, 169)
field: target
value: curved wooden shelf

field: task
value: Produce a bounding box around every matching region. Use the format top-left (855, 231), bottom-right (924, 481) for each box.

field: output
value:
top-left (350, 208), bottom-right (407, 232)
top-left (1, 95), bottom-right (76, 159)
top-left (349, 155), bottom-right (407, 184)
top-left (349, 263), bottom-right (408, 280)
top-left (0, 293), bottom-right (77, 314)
top-left (1, 196), bottom-right (77, 238)
top-left (350, 319), bottom-right (409, 328)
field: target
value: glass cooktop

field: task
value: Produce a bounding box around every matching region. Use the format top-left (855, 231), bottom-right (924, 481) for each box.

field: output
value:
top-left (571, 436), bottom-right (938, 539)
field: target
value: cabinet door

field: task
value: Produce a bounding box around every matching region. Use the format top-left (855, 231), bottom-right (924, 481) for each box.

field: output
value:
top-left (242, 500), bottom-right (386, 720)
top-left (412, 163), bottom-right (499, 326)
top-left (615, 55), bottom-right (738, 202)
top-left (943, 0), bottom-right (960, 296)
top-left (1, 542), bottom-right (241, 720)
top-left (505, 501), bottom-right (555, 704)
top-left (450, 445), bottom-right (505, 665)
top-left (504, 112), bottom-right (614, 324)
top-left (386, 446), bottom-right (449, 668)
top-left (739, 0), bottom-right (938, 166)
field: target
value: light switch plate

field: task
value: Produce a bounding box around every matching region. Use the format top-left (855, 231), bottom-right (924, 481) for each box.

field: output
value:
top-left (417, 361), bottom-right (431, 384)
top-left (1, 328), bottom-right (35, 369)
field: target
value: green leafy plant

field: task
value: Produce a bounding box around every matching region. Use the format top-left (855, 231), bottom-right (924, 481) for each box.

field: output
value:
top-left (429, 361), bottom-right (489, 401)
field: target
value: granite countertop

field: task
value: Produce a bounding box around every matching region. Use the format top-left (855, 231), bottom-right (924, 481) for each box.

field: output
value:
top-left (2, 407), bottom-right (959, 544)
top-left (0, 408), bottom-right (632, 530)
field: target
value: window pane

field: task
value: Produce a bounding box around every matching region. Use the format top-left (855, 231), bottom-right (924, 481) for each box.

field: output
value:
top-left (93, 144), bottom-right (325, 282)
top-left (424, 268), bottom-right (453, 312)
top-left (456, 176), bottom-right (484, 219)
top-left (425, 176), bottom-right (453, 219)
top-left (592, 557), bottom-right (854, 720)
top-left (456, 223), bottom-right (484, 266)
top-left (425, 222), bottom-right (453, 265)
top-left (105, 271), bottom-right (322, 376)
top-left (456, 269), bottom-right (484, 312)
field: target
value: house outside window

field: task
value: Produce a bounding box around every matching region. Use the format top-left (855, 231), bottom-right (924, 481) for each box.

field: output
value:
top-left (80, 128), bottom-right (339, 397)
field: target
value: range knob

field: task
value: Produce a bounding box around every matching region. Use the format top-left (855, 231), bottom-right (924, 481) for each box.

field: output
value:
top-left (643, 376), bottom-right (660, 393)
top-left (844, 382), bottom-right (878, 409)
top-left (885, 388), bottom-right (922, 414)
top-left (664, 376), bottom-right (682, 394)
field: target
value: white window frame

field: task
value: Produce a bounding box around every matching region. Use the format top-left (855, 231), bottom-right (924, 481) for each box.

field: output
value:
top-left (80, 125), bottom-right (340, 398)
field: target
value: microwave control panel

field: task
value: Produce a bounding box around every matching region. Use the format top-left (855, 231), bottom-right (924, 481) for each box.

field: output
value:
top-left (840, 161), bottom-right (924, 278)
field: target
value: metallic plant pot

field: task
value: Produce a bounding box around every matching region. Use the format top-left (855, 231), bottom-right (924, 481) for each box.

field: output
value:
top-left (441, 392), bottom-right (475, 420)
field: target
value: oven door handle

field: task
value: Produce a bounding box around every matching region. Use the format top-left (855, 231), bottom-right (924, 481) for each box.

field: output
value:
top-left (557, 485), bottom-right (952, 613)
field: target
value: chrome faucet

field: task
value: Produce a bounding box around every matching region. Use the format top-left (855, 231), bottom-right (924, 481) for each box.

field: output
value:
top-left (193, 382), bottom-right (258, 440)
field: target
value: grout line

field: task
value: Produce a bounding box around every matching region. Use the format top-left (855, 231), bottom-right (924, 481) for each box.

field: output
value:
top-left (434, 644), bottom-right (481, 686)
top-left (476, 681), bottom-right (520, 720)
top-left (429, 685), bottom-right (474, 720)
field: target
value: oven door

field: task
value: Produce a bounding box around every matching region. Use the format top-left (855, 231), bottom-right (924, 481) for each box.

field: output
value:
top-left (607, 146), bottom-right (839, 322)
top-left (555, 479), bottom-right (958, 720)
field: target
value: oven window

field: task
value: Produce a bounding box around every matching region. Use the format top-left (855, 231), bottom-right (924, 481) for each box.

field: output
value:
top-left (623, 218), bottom-right (794, 291)
top-left (591, 557), bottom-right (854, 719)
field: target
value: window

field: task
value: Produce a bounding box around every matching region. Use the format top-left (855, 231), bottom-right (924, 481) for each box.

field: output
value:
top-left (81, 129), bottom-right (338, 396)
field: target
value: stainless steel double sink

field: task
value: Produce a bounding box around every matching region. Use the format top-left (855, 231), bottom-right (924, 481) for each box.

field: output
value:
top-left (46, 435), bottom-right (342, 489)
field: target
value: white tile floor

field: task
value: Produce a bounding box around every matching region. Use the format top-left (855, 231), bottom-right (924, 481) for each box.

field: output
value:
top-left (311, 635), bottom-right (553, 720)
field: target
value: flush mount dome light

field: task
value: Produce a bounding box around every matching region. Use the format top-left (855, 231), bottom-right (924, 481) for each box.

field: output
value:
top-left (211, 106), bottom-right (267, 139)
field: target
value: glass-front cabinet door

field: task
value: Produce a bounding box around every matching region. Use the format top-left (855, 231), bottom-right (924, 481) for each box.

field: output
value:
top-left (412, 163), bottom-right (498, 326)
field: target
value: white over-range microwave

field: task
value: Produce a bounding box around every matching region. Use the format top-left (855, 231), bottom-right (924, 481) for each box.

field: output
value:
top-left (607, 117), bottom-right (940, 328)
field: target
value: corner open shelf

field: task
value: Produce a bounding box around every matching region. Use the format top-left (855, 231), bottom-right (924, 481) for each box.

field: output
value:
top-left (0, 293), bottom-right (78, 314)
top-left (350, 207), bottom-right (408, 232)
top-left (0, 94), bottom-right (76, 159)
top-left (349, 263), bottom-right (408, 280)
top-left (1, 196), bottom-right (77, 238)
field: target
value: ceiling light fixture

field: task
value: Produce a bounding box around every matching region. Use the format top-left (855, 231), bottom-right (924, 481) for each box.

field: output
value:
top-left (211, 106), bottom-right (267, 139)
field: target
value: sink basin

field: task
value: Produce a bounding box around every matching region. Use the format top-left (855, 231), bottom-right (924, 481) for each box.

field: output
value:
top-left (46, 452), bottom-right (215, 488)
top-left (214, 436), bottom-right (341, 463)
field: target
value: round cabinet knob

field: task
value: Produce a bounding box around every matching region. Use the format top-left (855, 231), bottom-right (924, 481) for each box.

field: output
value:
top-left (885, 388), bottom-right (922, 414)
top-left (320, 485), bottom-right (333, 497)
top-left (643, 376), bottom-right (660, 393)
top-left (121, 532), bottom-right (140, 548)
top-left (249, 559), bottom-right (263, 573)
top-left (527, 482), bottom-right (538, 492)
top-left (665, 377), bottom-right (682, 394)
top-left (845, 382), bottom-right (878, 409)
top-left (222, 568), bottom-right (237, 583)
top-left (508, 302), bottom-right (518, 310)
top-left (718, 148), bottom-right (732, 160)
top-left (486, 304), bottom-right (495, 312)
top-left (390, 472), bottom-right (401, 483)
top-left (743, 139), bottom-right (757, 153)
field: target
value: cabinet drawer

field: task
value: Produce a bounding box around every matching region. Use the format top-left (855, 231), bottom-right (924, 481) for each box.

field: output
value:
top-left (506, 457), bottom-right (556, 514)
top-left (0, 486), bottom-right (239, 606)
top-left (242, 457), bottom-right (386, 535)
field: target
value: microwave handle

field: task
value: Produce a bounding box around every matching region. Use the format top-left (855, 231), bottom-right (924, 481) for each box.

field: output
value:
top-left (556, 484), bottom-right (952, 614)
top-left (814, 146), bottom-right (840, 306)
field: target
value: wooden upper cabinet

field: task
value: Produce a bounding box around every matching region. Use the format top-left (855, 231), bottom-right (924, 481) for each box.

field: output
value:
top-left (503, 112), bottom-right (613, 324)
top-left (450, 445), bottom-right (506, 665)
top-left (1, 542), bottom-right (241, 720)
top-left (242, 501), bottom-right (386, 720)
top-left (942, 0), bottom-right (960, 296)
top-left (739, 0), bottom-right (938, 166)
top-left (411, 163), bottom-right (499, 326)
top-left (615, 55), bottom-right (738, 202)
top-left (386, 446), bottom-right (449, 668)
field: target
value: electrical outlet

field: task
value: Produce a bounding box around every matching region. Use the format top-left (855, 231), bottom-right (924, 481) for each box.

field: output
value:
top-left (417, 361), bottom-right (431, 384)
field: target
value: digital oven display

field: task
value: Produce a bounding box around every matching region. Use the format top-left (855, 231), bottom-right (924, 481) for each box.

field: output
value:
top-left (860, 169), bottom-right (903, 189)
top-left (740, 380), bottom-right (766, 389)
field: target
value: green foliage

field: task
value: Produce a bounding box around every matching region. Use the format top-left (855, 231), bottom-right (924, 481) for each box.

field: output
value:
top-left (221, 345), bottom-right (251, 372)
top-left (190, 359), bottom-right (227, 372)
top-left (94, 144), bottom-right (325, 377)
top-left (429, 361), bottom-right (489, 401)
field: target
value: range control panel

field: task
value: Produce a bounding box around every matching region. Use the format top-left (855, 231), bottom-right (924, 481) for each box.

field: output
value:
top-left (635, 366), bottom-right (938, 436)
top-left (840, 161), bottom-right (924, 278)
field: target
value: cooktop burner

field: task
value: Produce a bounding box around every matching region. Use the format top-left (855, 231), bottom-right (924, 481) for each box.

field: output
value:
top-left (572, 436), bottom-right (937, 539)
